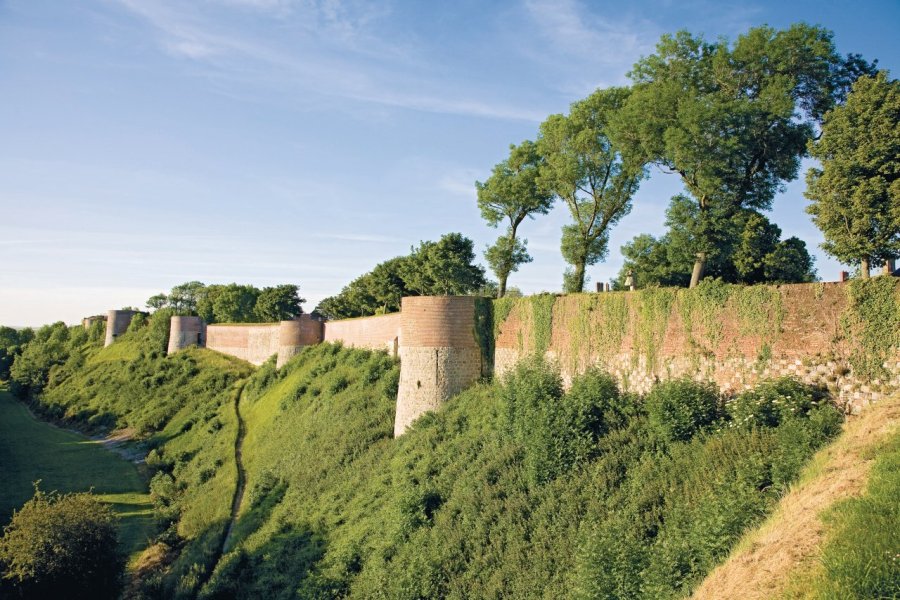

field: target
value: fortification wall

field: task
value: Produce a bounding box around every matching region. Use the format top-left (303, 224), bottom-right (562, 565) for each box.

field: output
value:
top-left (394, 296), bottom-right (485, 436)
top-left (205, 323), bottom-right (281, 366)
top-left (168, 316), bottom-right (205, 354)
top-left (277, 316), bottom-right (325, 367)
top-left (494, 280), bottom-right (900, 413)
top-left (104, 310), bottom-right (138, 347)
top-left (323, 313), bottom-right (401, 356)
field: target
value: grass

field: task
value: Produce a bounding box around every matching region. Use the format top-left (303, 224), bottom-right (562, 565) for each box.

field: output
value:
top-left (0, 384), bottom-right (154, 559)
top-left (691, 393), bottom-right (900, 600)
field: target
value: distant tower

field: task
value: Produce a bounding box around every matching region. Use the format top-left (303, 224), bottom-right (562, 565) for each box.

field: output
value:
top-left (394, 296), bottom-right (486, 436)
top-left (104, 310), bottom-right (138, 347)
top-left (167, 316), bottom-right (205, 354)
top-left (276, 315), bottom-right (325, 368)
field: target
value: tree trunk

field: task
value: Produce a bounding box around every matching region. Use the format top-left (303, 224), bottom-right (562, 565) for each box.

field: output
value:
top-left (497, 275), bottom-right (507, 298)
top-left (689, 253), bottom-right (707, 288)
top-left (861, 258), bottom-right (870, 279)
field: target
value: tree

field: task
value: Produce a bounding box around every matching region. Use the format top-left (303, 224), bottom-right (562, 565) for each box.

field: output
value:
top-left (615, 201), bottom-right (815, 288)
top-left (168, 281), bottom-right (206, 313)
top-left (622, 25), bottom-right (875, 286)
top-left (0, 488), bottom-right (122, 599)
top-left (255, 284), bottom-right (305, 322)
top-left (477, 141), bottom-right (554, 297)
top-left (538, 87), bottom-right (645, 292)
top-left (806, 71), bottom-right (900, 277)
top-left (400, 233), bottom-right (486, 296)
top-left (211, 284), bottom-right (260, 323)
top-left (146, 293), bottom-right (168, 311)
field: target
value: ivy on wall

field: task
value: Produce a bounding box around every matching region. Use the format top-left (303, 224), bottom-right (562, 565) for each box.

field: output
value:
top-left (844, 277), bottom-right (900, 380)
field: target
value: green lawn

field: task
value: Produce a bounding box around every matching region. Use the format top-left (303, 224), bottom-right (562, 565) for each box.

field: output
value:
top-left (0, 385), bottom-right (154, 558)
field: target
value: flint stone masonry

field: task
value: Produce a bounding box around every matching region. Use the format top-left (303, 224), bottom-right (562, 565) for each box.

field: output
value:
top-left (104, 310), bottom-right (138, 347)
top-left (394, 296), bottom-right (484, 436)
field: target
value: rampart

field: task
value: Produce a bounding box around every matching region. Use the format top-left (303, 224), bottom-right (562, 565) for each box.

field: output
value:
top-left (324, 313), bottom-right (401, 356)
top-left (104, 278), bottom-right (900, 436)
top-left (493, 281), bottom-right (900, 412)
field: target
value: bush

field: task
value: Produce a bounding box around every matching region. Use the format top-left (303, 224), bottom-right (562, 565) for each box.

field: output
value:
top-left (644, 379), bottom-right (721, 442)
top-left (726, 377), bottom-right (824, 429)
top-left (0, 488), bottom-right (122, 599)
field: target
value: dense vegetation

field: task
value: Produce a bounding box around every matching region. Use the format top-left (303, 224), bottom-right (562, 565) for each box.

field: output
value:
top-left (315, 232), bottom-right (487, 320)
top-left (0, 489), bottom-right (122, 599)
top-left (146, 282), bottom-right (305, 324)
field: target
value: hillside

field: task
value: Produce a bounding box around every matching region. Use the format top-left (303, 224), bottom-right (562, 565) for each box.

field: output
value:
top-left (4, 307), bottom-right (898, 598)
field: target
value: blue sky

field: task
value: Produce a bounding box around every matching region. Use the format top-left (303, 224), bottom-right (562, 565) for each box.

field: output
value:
top-left (1, 0), bottom-right (898, 326)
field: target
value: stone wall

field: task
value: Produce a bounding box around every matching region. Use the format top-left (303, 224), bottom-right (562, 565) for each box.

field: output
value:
top-left (205, 323), bottom-right (282, 366)
top-left (277, 316), bottom-right (325, 367)
top-left (394, 296), bottom-right (484, 436)
top-left (104, 310), bottom-right (138, 347)
top-left (323, 313), bottom-right (401, 356)
top-left (168, 316), bottom-right (205, 354)
top-left (494, 280), bottom-right (900, 413)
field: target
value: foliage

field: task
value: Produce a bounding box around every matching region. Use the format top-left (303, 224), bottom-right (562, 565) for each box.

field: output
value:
top-left (844, 276), bottom-right (900, 380)
top-left (253, 285), bottom-right (305, 322)
top-left (0, 488), bottom-right (122, 599)
top-left (615, 202), bottom-right (816, 289)
top-left (147, 281), bottom-right (305, 324)
top-left (317, 233), bottom-right (486, 320)
top-left (530, 293), bottom-right (557, 356)
top-left (621, 24), bottom-right (874, 284)
top-left (400, 232), bottom-right (487, 296)
top-left (726, 377), bottom-right (831, 429)
top-left (538, 87), bottom-right (645, 292)
top-left (477, 140), bottom-right (554, 297)
top-left (0, 325), bottom-right (34, 381)
top-left (810, 430), bottom-right (900, 598)
top-left (644, 379), bottom-right (721, 442)
top-left (806, 71), bottom-right (900, 276)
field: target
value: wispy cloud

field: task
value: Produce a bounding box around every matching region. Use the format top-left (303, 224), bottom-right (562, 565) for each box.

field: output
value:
top-left (111, 0), bottom-right (545, 121)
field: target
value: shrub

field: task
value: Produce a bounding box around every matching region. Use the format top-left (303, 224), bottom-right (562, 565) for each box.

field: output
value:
top-left (0, 488), bottom-right (122, 599)
top-left (726, 377), bottom-right (824, 429)
top-left (644, 379), bottom-right (721, 442)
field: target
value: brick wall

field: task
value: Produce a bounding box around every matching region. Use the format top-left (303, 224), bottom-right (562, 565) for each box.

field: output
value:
top-left (205, 323), bottom-right (281, 366)
top-left (323, 313), bottom-right (401, 355)
top-left (494, 281), bottom-right (900, 413)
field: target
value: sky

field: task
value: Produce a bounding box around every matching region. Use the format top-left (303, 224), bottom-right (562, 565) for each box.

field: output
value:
top-left (1, 0), bottom-right (898, 327)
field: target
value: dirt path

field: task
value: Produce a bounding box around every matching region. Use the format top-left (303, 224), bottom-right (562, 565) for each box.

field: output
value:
top-left (222, 382), bottom-right (248, 554)
top-left (691, 394), bottom-right (900, 600)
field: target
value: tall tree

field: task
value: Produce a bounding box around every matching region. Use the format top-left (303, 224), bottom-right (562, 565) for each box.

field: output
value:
top-left (401, 233), bottom-right (486, 296)
top-left (622, 24), bottom-right (875, 286)
top-left (477, 141), bottom-right (554, 297)
top-left (255, 284), bottom-right (305, 322)
top-left (806, 71), bottom-right (900, 277)
top-left (538, 87), bottom-right (645, 292)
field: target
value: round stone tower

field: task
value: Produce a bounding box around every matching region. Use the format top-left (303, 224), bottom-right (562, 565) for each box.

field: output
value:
top-left (167, 316), bottom-right (205, 354)
top-left (394, 296), bottom-right (485, 437)
top-left (104, 310), bottom-right (138, 347)
top-left (276, 315), bottom-right (325, 368)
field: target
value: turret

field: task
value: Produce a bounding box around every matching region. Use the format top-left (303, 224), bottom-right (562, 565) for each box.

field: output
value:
top-left (104, 310), bottom-right (138, 347)
top-left (277, 316), bottom-right (324, 368)
top-left (167, 316), bottom-right (205, 354)
top-left (394, 296), bottom-right (486, 436)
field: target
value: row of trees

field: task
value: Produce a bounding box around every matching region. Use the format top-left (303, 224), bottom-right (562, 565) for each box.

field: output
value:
top-left (477, 24), bottom-right (888, 295)
top-left (315, 233), bottom-right (486, 320)
top-left (147, 282), bottom-right (305, 324)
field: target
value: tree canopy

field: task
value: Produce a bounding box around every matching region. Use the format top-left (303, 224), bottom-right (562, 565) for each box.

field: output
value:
top-left (315, 233), bottom-right (486, 320)
top-left (0, 488), bottom-right (122, 600)
top-left (477, 140), bottom-right (554, 297)
top-left (806, 71), bottom-right (900, 277)
top-left (538, 87), bottom-right (645, 292)
top-left (620, 24), bottom-right (875, 286)
top-left (146, 282), bottom-right (304, 324)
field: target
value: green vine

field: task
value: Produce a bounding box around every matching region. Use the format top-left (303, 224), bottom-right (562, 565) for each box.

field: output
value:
top-left (473, 298), bottom-right (494, 378)
top-left (531, 294), bottom-right (557, 357)
top-left (678, 278), bottom-right (733, 355)
top-left (635, 287), bottom-right (676, 372)
top-left (492, 296), bottom-right (517, 340)
top-left (733, 285), bottom-right (784, 339)
top-left (844, 277), bottom-right (900, 380)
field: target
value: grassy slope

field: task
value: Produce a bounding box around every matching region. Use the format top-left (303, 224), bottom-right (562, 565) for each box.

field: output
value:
top-left (0, 384), bottom-right (153, 558)
top-left (198, 345), bottom-right (840, 599)
top-left (691, 393), bottom-right (900, 599)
